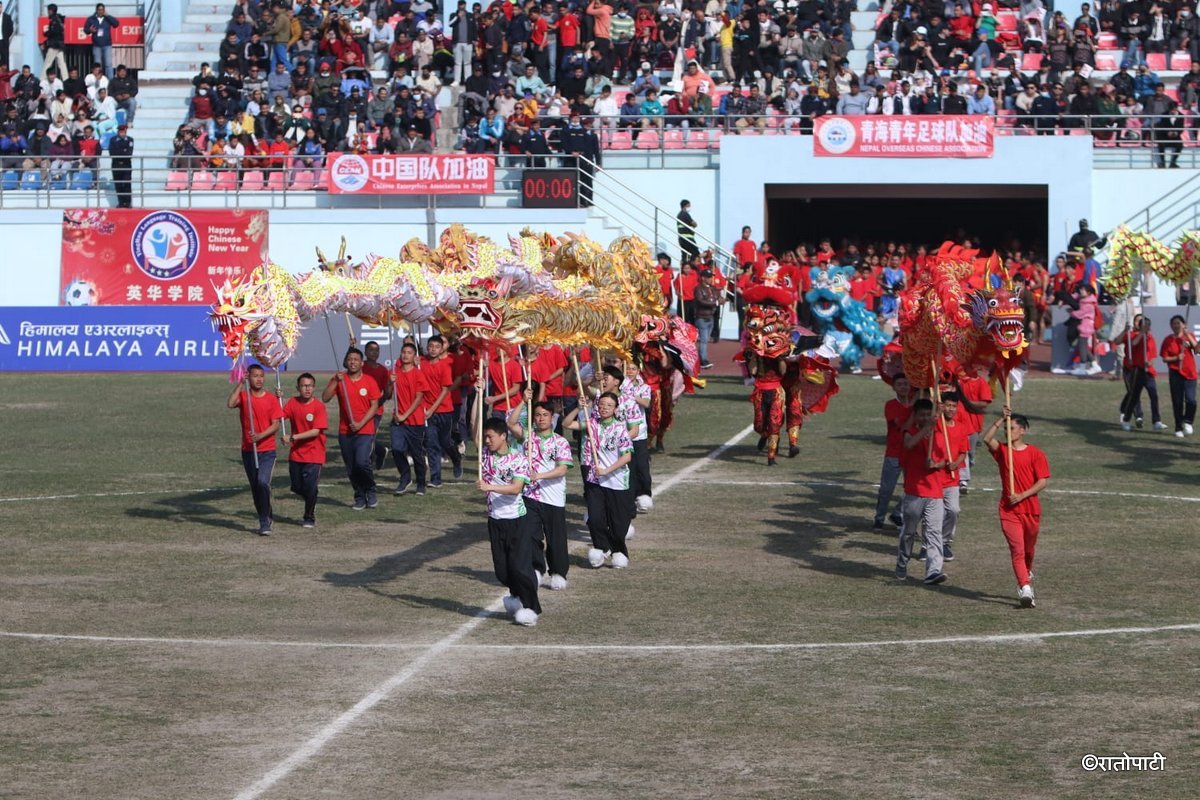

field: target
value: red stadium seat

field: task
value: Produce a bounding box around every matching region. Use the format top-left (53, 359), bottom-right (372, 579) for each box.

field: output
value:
top-left (240, 170), bottom-right (265, 191)
top-left (291, 170), bottom-right (317, 190)
top-left (1022, 52), bottom-right (1043, 70)
top-left (1172, 52), bottom-right (1192, 71)
top-left (635, 129), bottom-right (661, 149)
top-left (1097, 32), bottom-right (1118, 48)
top-left (164, 170), bottom-right (189, 191)
top-left (1094, 53), bottom-right (1119, 70)
top-left (1093, 136), bottom-right (1116, 147)
top-left (663, 129), bottom-right (686, 149)
top-left (190, 170), bottom-right (214, 190)
top-left (1166, 86), bottom-right (1180, 102)
top-left (266, 170), bottom-right (287, 191)
top-left (609, 129), bottom-right (633, 149)
top-left (1147, 52), bottom-right (1167, 71)
top-left (214, 170), bottom-right (237, 191)
top-left (685, 128), bottom-right (710, 148)
top-left (997, 13), bottom-right (1018, 32)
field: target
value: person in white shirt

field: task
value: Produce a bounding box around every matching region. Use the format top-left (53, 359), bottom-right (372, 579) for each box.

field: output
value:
top-left (593, 84), bottom-right (620, 132)
top-left (884, 80), bottom-right (916, 115)
top-left (416, 65), bottom-right (441, 96)
top-left (91, 87), bottom-right (119, 124)
top-left (368, 17), bottom-right (394, 70)
top-left (85, 65), bottom-right (108, 102)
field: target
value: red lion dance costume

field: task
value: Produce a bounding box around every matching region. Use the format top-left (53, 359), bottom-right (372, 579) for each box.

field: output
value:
top-left (736, 261), bottom-right (839, 465)
top-left (635, 314), bottom-right (702, 451)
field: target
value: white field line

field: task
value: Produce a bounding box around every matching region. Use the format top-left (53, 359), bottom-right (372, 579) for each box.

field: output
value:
top-left (679, 479), bottom-right (1200, 504)
top-left (0, 483), bottom-right (377, 503)
top-left (225, 421), bottom-right (755, 799)
top-left (3, 623), bottom-right (1198, 654)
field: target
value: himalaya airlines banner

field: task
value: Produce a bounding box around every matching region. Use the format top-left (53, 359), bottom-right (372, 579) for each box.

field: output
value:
top-left (59, 209), bottom-right (269, 306)
top-left (326, 153), bottom-right (494, 194)
top-left (813, 116), bottom-right (994, 158)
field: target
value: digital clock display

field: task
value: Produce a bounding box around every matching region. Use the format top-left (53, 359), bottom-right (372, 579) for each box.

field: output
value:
top-left (521, 170), bottom-right (579, 209)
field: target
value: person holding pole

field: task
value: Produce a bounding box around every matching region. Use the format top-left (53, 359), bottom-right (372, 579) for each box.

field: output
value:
top-left (423, 334), bottom-right (465, 485)
top-left (953, 372), bottom-right (993, 494)
top-left (477, 417), bottom-right (542, 626)
top-left (509, 399), bottom-right (574, 590)
top-left (873, 372), bottom-right (912, 530)
top-left (390, 341), bottom-right (430, 496)
top-left (894, 398), bottom-right (948, 585)
top-left (933, 392), bottom-right (970, 563)
top-left (228, 364), bottom-right (284, 535)
top-left (1160, 314), bottom-right (1198, 438)
top-left (983, 406), bottom-right (1050, 608)
top-left (323, 347), bottom-right (381, 510)
top-left (361, 341), bottom-right (393, 470)
top-left (563, 392), bottom-right (635, 570)
top-left (1119, 313), bottom-right (1166, 431)
top-left (282, 372), bottom-right (327, 529)
top-left (486, 345), bottom-right (524, 421)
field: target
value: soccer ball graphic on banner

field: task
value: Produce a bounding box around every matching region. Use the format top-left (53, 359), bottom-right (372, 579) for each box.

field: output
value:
top-left (63, 278), bottom-right (99, 306)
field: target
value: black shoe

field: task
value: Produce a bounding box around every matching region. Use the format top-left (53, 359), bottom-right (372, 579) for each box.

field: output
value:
top-left (653, 443), bottom-right (665, 453)
top-left (394, 479), bottom-right (412, 495)
top-left (888, 511), bottom-right (903, 527)
top-left (923, 571), bottom-right (947, 585)
top-left (873, 520), bottom-right (884, 530)
top-left (767, 457), bottom-right (777, 466)
top-left (917, 548), bottom-right (927, 561)
top-left (757, 436), bottom-right (767, 452)
top-left (374, 446), bottom-right (389, 470)
top-left (944, 543), bottom-right (954, 561)
top-left (428, 480), bottom-right (443, 489)
top-left (788, 445), bottom-right (799, 458)
top-left (416, 485), bottom-right (426, 496)
top-left (701, 361), bottom-right (715, 369)
top-left (366, 495), bottom-right (378, 508)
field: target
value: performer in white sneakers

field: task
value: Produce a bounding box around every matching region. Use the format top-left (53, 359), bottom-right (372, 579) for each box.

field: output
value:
top-left (622, 359), bottom-right (654, 512)
top-left (564, 392), bottom-right (634, 569)
top-left (510, 399), bottom-right (574, 590)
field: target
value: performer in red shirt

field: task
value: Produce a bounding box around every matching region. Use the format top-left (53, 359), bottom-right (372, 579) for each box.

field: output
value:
top-left (655, 252), bottom-right (675, 312)
top-left (487, 345), bottom-right (525, 419)
top-left (322, 347), bottom-right (381, 510)
top-left (282, 372), bottom-right (328, 528)
top-left (362, 341), bottom-right (393, 469)
top-left (894, 398), bottom-right (949, 585)
top-left (679, 261), bottom-right (699, 323)
top-left (1119, 314), bottom-right (1165, 431)
top-left (423, 334), bottom-right (464, 485)
top-left (451, 340), bottom-right (478, 447)
top-left (1160, 314), bottom-right (1198, 437)
top-left (227, 364), bottom-right (284, 535)
top-left (954, 372), bottom-right (992, 493)
top-left (932, 392), bottom-right (971, 563)
top-left (984, 407), bottom-right (1051, 607)
top-left (391, 341), bottom-right (431, 495)
top-left (732, 225), bottom-right (757, 270)
top-left (873, 372), bottom-right (912, 529)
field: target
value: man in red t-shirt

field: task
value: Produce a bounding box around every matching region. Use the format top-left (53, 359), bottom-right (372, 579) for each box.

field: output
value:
top-left (227, 364), bottom-right (284, 535)
top-left (282, 371), bottom-right (327, 529)
top-left (1161, 314), bottom-right (1198, 436)
top-left (895, 398), bottom-right (948, 585)
top-left (423, 334), bottom-right (464, 485)
top-left (954, 373), bottom-right (993, 492)
top-left (391, 341), bottom-right (431, 495)
top-left (487, 345), bottom-right (525, 420)
top-left (450, 340), bottom-right (478, 449)
top-left (732, 225), bottom-right (757, 272)
top-left (655, 253), bottom-right (675, 312)
top-left (984, 407), bottom-right (1050, 607)
top-left (1119, 314), bottom-right (1165, 431)
top-left (322, 347), bottom-right (381, 510)
top-left (679, 262), bottom-right (698, 323)
top-left (933, 392), bottom-right (971, 563)
top-left (874, 372), bottom-right (912, 529)
top-left (362, 341), bottom-right (393, 470)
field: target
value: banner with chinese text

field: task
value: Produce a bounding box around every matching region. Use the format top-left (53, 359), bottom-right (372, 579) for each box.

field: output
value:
top-left (327, 153), bottom-right (494, 194)
top-left (813, 116), bottom-right (994, 158)
top-left (60, 209), bottom-right (269, 306)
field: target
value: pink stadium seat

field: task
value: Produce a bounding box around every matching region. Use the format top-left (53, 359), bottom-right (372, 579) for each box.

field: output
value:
top-left (685, 128), bottom-right (710, 148)
top-left (997, 13), bottom-right (1017, 32)
top-left (1094, 53), bottom-right (1119, 70)
top-left (739, 127), bottom-right (761, 136)
top-left (1166, 86), bottom-right (1180, 102)
top-left (190, 170), bottom-right (215, 190)
top-left (1172, 52), bottom-right (1192, 71)
top-left (635, 129), bottom-right (660, 149)
top-left (240, 170), bottom-right (265, 191)
top-left (266, 170), bottom-right (287, 191)
top-left (291, 170), bottom-right (317, 190)
top-left (1094, 137), bottom-right (1116, 147)
top-left (1147, 52), bottom-right (1167, 71)
top-left (1097, 32), bottom-right (1118, 49)
top-left (1022, 52), bottom-right (1043, 70)
top-left (609, 129), bottom-right (633, 149)
top-left (214, 170), bottom-right (237, 191)
top-left (164, 170), bottom-right (188, 191)
top-left (663, 129), bottom-right (685, 149)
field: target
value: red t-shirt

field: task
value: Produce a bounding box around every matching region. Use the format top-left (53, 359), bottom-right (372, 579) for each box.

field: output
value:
top-left (562, 347), bottom-right (591, 397)
top-left (992, 442), bottom-right (1050, 515)
top-left (334, 373), bottom-right (381, 435)
top-left (362, 362), bottom-right (390, 395)
top-left (283, 396), bottom-right (328, 464)
top-left (532, 346), bottom-right (568, 398)
top-left (680, 271), bottom-right (698, 301)
top-left (957, 376), bottom-right (993, 435)
top-left (1123, 332), bottom-right (1158, 376)
top-left (489, 356), bottom-right (525, 412)
top-left (850, 276), bottom-right (872, 303)
top-left (236, 391), bottom-right (284, 453)
top-left (1160, 333), bottom-right (1198, 380)
top-left (732, 238), bottom-right (757, 269)
top-left (393, 364), bottom-right (431, 426)
top-left (422, 356), bottom-right (456, 413)
top-left (883, 398), bottom-right (911, 459)
top-left (900, 425), bottom-right (944, 499)
top-left (556, 13), bottom-right (580, 47)
top-left (451, 348), bottom-right (477, 406)
top-left (931, 418), bottom-right (971, 487)
top-left (657, 266), bottom-right (675, 306)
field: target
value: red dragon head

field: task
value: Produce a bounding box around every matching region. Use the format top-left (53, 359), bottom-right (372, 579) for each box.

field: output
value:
top-left (636, 314), bottom-right (669, 344)
top-left (744, 303), bottom-right (794, 358)
top-left (964, 285), bottom-right (1027, 355)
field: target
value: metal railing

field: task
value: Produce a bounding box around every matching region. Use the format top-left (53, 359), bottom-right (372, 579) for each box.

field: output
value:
top-left (143, 0), bottom-right (161, 51)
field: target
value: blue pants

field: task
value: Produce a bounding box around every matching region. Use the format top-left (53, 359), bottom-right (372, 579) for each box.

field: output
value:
top-left (288, 461), bottom-right (321, 523)
top-left (1168, 371), bottom-right (1197, 431)
top-left (696, 316), bottom-right (714, 363)
top-left (390, 423), bottom-right (427, 489)
top-left (93, 45), bottom-right (113, 77)
top-left (338, 433), bottom-right (376, 504)
top-left (427, 411), bottom-right (461, 482)
top-left (272, 43), bottom-right (293, 73)
top-left (241, 449), bottom-right (276, 530)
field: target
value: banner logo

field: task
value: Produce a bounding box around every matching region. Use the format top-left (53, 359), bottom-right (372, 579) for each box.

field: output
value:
top-left (131, 211), bottom-right (201, 281)
top-left (816, 117), bottom-right (857, 155)
top-left (329, 155), bottom-right (370, 193)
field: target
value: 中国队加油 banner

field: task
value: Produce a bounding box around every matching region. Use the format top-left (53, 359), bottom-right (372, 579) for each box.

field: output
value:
top-left (326, 153), bottom-right (494, 194)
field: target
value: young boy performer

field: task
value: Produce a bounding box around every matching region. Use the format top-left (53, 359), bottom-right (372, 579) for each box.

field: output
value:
top-left (564, 392), bottom-right (635, 569)
top-left (622, 360), bottom-right (654, 512)
top-left (228, 364), bottom-right (283, 535)
top-left (476, 417), bottom-right (542, 626)
top-left (983, 407), bottom-right (1050, 608)
top-left (895, 398), bottom-right (948, 585)
top-left (282, 372), bottom-right (327, 528)
top-left (934, 391), bottom-right (971, 563)
top-left (322, 347), bottom-right (381, 510)
top-left (391, 341), bottom-right (431, 496)
top-left (873, 372), bottom-right (912, 530)
top-left (509, 398), bottom-right (574, 590)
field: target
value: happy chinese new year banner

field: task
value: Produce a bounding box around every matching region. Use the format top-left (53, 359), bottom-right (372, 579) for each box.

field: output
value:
top-left (813, 115), bottom-right (994, 158)
top-left (326, 153), bottom-right (494, 194)
top-left (59, 209), bottom-right (269, 306)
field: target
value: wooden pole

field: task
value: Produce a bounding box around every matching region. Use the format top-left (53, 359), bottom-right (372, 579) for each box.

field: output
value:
top-left (476, 356), bottom-right (486, 481)
top-left (930, 355), bottom-right (952, 461)
top-left (1003, 374), bottom-right (1015, 494)
top-left (571, 350), bottom-right (600, 464)
top-left (519, 348), bottom-right (534, 463)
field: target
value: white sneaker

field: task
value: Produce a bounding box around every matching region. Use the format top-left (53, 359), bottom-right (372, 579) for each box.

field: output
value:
top-left (502, 595), bottom-right (524, 615)
top-left (1153, 421), bottom-right (1169, 431)
top-left (587, 548), bottom-right (606, 568)
top-left (625, 523), bottom-right (636, 540)
top-left (1018, 584), bottom-right (1035, 608)
top-left (1185, 422), bottom-right (1195, 435)
top-left (548, 574), bottom-right (568, 590)
top-left (635, 494), bottom-right (653, 512)
top-left (1176, 430), bottom-right (1185, 438)
top-left (1086, 361), bottom-right (1102, 375)
top-left (514, 608), bottom-right (538, 626)
top-left (610, 552), bottom-right (629, 569)
top-left (1120, 419), bottom-right (1133, 432)
top-left (1070, 365), bottom-right (1089, 376)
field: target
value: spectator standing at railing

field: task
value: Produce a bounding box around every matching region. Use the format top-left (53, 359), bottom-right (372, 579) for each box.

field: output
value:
top-left (41, 5), bottom-right (68, 83)
top-left (83, 4), bottom-right (120, 78)
top-left (1154, 105), bottom-right (1185, 167)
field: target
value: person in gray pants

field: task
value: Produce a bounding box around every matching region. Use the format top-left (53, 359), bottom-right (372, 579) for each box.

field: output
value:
top-left (895, 398), bottom-right (949, 585)
top-left (873, 373), bottom-right (912, 529)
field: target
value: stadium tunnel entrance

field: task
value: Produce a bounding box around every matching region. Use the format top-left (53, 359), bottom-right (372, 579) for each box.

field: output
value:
top-left (764, 184), bottom-right (1049, 264)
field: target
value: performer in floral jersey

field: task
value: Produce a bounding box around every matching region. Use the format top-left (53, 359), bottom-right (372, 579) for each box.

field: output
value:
top-left (622, 359), bottom-right (654, 511)
top-left (476, 417), bottom-right (542, 626)
top-left (564, 392), bottom-right (634, 570)
top-left (509, 400), bottom-right (574, 591)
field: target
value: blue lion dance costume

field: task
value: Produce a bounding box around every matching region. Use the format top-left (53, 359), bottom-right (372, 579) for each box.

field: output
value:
top-left (806, 265), bottom-right (891, 373)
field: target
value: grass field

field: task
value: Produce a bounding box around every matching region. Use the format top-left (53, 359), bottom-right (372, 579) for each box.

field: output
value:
top-left (1, 372), bottom-right (1197, 799)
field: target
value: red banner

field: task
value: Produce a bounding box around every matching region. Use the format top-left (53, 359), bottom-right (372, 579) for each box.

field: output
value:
top-left (327, 153), bottom-right (494, 194)
top-left (39, 16), bottom-right (145, 46)
top-left (60, 210), bottom-right (269, 306)
top-left (813, 115), bottom-right (994, 158)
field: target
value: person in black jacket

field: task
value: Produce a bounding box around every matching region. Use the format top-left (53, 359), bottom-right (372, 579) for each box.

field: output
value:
top-left (520, 117), bottom-right (551, 168)
top-left (1154, 106), bottom-right (1185, 167)
top-left (676, 199), bottom-right (699, 262)
top-left (108, 123), bottom-right (134, 208)
top-left (109, 64), bottom-right (138, 125)
top-left (42, 5), bottom-right (68, 81)
top-left (941, 80), bottom-right (968, 114)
